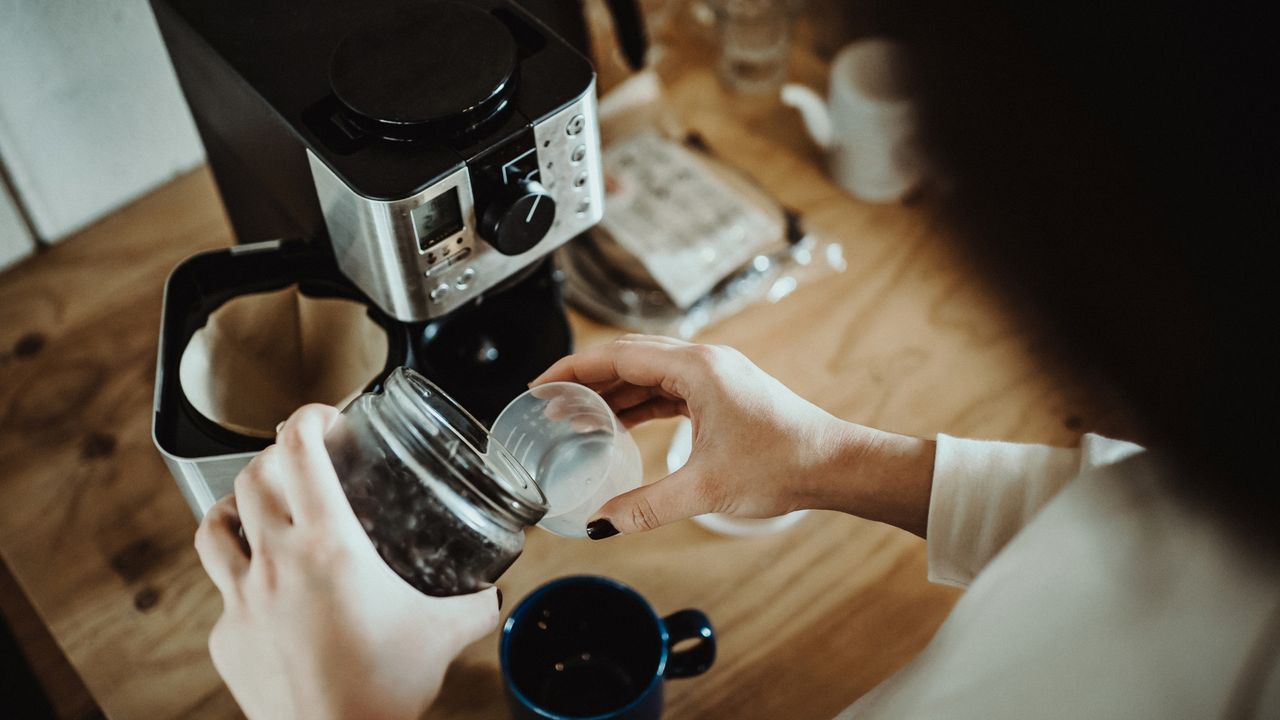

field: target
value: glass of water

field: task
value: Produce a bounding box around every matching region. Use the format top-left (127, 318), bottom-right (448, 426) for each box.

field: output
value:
top-left (711, 0), bottom-right (793, 95)
top-left (490, 382), bottom-right (643, 537)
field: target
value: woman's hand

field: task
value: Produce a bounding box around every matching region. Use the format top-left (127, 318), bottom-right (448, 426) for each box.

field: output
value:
top-left (194, 404), bottom-right (499, 720)
top-left (531, 335), bottom-right (935, 538)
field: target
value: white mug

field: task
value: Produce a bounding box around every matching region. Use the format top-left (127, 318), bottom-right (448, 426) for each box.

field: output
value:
top-left (782, 39), bottom-right (929, 202)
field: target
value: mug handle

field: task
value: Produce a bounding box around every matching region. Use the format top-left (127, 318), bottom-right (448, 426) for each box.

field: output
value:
top-left (662, 609), bottom-right (716, 679)
top-left (780, 83), bottom-right (835, 151)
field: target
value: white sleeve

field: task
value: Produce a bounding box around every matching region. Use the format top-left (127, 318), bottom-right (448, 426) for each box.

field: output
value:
top-left (926, 433), bottom-right (1145, 587)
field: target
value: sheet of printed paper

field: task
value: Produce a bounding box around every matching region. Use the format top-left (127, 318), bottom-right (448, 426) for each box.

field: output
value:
top-left (600, 131), bottom-right (781, 309)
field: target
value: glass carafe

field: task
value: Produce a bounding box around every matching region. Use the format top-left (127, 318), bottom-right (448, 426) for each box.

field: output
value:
top-left (324, 367), bottom-right (548, 596)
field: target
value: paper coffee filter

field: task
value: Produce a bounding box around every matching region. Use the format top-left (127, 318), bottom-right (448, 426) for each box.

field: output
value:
top-left (178, 286), bottom-right (388, 437)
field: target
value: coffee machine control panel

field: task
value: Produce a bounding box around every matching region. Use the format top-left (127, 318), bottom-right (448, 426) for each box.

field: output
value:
top-left (308, 81), bottom-right (604, 321)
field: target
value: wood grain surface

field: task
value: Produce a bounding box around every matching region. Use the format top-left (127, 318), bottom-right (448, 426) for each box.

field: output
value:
top-left (0, 30), bottom-right (1135, 720)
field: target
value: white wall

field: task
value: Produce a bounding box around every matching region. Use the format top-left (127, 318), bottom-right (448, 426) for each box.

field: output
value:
top-left (0, 0), bottom-right (204, 242)
top-left (0, 179), bottom-right (35, 271)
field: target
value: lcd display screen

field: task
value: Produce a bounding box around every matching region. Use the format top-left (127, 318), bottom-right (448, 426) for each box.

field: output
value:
top-left (412, 189), bottom-right (464, 251)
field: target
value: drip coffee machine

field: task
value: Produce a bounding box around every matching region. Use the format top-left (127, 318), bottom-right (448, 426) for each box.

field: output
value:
top-left (149, 0), bottom-right (644, 515)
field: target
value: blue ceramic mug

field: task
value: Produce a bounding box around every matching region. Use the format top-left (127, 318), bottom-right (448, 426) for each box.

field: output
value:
top-left (500, 576), bottom-right (716, 719)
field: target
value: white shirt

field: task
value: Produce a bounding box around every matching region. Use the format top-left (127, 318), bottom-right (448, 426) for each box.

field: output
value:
top-left (840, 434), bottom-right (1280, 719)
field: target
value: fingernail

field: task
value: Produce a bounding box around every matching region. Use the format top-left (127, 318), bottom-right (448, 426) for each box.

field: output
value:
top-left (586, 519), bottom-right (619, 540)
top-left (496, 588), bottom-right (504, 610)
top-left (275, 421), bottom-right (285, 433)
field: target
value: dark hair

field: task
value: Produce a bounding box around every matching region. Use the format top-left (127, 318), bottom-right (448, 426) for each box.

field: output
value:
top-left (883, 0), bottom-right (1278, 543)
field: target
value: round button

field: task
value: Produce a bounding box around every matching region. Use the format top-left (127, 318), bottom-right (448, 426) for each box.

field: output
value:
top-left (456, 267), bottom-right (476, 290)
top-left (430, 283), bottom-right (450, 302)
top-left (573, 172), bottom-right (589, 190)
top-left (566, 114), bottom-right (586, 136)
top-left (570, 145), bottom-right (587, 164)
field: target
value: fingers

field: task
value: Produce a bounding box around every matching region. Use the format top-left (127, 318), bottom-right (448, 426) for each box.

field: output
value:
top-left (433, 586), bottom-right (501, 651)
top-left (617, 397), bottom-right (687, 428)
top-left (624, 333), bottom-right (687, 346)
top-left (601, 383), bottom-right (662, 412)
top-left (234, 448), bottom-right (293, 550)
top-left (588, 464), bottom-right (714, 535)
top-left (531, 336), bottom-right (695, 398)
top-left (274, 404), bottom-right (352, 527)
top-left (195, 494), bottom-right (250, 595)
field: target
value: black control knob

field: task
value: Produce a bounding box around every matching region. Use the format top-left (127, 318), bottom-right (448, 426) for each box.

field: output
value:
top-left (479, 180), bottom-right (556, 256)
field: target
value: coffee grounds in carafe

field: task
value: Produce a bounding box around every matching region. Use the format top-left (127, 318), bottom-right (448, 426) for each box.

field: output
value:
top-left (327, 421), bottom-right (517, 597)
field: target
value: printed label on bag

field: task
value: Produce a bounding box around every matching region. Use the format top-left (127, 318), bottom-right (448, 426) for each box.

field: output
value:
top-left (601, 131), bottom-right (781, 309)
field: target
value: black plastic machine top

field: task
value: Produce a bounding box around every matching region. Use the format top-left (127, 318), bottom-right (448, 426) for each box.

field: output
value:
top-left (329, 1), bottom-right (519, 141)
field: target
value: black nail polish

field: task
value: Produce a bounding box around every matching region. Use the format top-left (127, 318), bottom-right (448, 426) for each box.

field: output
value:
top-left (496, 588), bottom-right (503, 610)
top-left (586, 519), bottom-right (619, 540)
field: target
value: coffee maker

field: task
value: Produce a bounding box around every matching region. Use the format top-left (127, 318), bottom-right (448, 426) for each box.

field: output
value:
top-left (149, 0), bottom-right (645, 515)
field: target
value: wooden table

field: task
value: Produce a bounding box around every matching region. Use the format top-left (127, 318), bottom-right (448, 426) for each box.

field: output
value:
top-left (0, 40), bottom-right (1133, 719)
